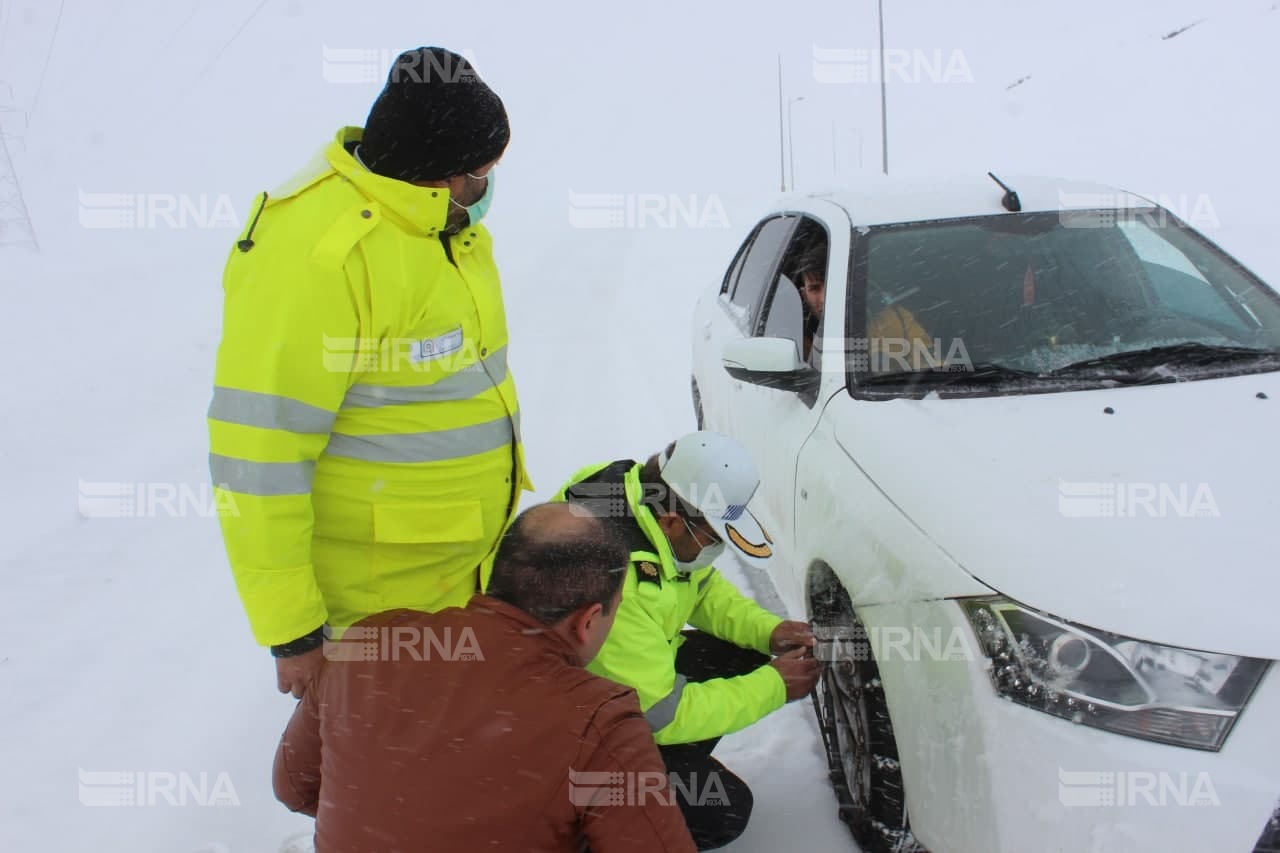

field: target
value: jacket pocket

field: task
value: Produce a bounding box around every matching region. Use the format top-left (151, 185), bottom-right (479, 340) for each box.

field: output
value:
top-left (372, 500), bottom-right (484, 544)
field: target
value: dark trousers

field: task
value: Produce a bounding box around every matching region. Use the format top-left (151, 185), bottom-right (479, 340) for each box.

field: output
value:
top-left (659, 630), bottom-right (771, 851)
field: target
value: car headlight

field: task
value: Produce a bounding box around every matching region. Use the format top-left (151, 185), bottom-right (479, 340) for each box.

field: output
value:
top-left (961, 597), bottom-right (1270, 751)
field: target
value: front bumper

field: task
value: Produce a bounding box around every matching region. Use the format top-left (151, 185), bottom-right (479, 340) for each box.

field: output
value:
top-left (856, 598), bottom-right (1280, 852)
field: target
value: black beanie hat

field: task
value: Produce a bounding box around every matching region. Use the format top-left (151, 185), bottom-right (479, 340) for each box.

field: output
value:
top-left (360, 47), bottom-right (510, 183)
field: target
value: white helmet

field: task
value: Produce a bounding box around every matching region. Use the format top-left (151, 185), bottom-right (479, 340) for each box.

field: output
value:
top-left (657, 431), bottom-right (773, 561)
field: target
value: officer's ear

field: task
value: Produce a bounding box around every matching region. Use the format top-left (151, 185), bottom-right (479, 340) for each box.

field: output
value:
top-left (654, 511), bottom-right (683, 541)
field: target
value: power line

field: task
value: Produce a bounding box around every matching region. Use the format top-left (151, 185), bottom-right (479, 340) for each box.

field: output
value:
top-left (162, 0), bottom-right (269, 110)
top-left (29, 0), bottom-right (67, 118)
top-left (162, 0), bottom-right (203, 49)
top-left (196, 0), bottom-right (270, 79)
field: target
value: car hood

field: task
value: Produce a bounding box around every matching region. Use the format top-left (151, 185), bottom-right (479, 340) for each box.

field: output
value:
top-left (832, 371), bottom-right (1280, 659)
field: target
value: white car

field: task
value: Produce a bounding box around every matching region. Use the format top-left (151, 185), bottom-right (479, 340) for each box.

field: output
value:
top-left (690, 175), bottom-right (1280, 852)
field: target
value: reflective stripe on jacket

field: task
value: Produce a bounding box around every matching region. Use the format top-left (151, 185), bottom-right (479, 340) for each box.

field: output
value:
top-left (210, 127), bottom-right (531, 646)
top-left (554, 460), bottom-right (784, 745)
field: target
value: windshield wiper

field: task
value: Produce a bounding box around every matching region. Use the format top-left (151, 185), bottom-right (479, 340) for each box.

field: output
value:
top-left (1050, 342), bottom-right (1280, 376)
top-left (858, 362), bottom-right (1046, 388)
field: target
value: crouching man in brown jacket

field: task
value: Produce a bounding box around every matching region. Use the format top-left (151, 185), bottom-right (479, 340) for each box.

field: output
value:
top-left (273, 502), bottom-right (696, 852)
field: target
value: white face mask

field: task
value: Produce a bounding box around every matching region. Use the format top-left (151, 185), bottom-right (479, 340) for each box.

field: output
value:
top-left (673, 517), bottom-right (725, 573)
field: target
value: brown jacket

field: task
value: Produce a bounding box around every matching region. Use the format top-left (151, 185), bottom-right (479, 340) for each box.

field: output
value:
top-left (274, 596), bottom-right (695, 853)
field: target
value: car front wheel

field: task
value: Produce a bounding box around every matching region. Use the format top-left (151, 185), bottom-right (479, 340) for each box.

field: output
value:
top-left (813, 583), bottom-right (927, 853)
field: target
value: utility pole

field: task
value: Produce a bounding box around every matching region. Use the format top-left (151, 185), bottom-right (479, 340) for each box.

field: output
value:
top-left (878, 0), bottom-right (889, 175)
top-left (787, 96), bottom-right (805, 191)
top-left (831, 120), bottom-right (837, 177)
top-left (777, 54), bottom-right (786, 191)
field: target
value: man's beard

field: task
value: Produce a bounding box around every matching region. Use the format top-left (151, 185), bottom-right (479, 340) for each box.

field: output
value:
top-left (441, 204), bottom-right (470, 236)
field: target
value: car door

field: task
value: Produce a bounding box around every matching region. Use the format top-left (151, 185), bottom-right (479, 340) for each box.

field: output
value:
top-left (696, 214), bottom-right (798, 441)
top-left (735, 211), bottom-right (852, 603)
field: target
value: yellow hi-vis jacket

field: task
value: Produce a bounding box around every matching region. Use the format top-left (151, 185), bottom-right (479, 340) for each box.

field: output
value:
top-left (209, 127), bottom-right (531, 647)
top-left (555, 461), bottom-right (785, 746)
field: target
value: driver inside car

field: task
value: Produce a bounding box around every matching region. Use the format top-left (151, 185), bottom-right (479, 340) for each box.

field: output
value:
top-left (866, 280), bottom-right (933, 371)
top-left (788, 246), bottom-right (932, 371)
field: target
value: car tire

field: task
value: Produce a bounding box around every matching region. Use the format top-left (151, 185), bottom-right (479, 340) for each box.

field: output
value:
top-left (812, 581), bottom-right (927, 853)
top-left (691, 378), bottom-right (705, 429)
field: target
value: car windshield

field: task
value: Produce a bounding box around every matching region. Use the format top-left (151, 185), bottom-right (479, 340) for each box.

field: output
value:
top-left (850, 211), bottom-right (1280, 391)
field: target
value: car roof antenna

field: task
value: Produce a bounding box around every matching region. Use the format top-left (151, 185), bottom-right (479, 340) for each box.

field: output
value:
top-left (987, 172), bottom-right (1022, 212)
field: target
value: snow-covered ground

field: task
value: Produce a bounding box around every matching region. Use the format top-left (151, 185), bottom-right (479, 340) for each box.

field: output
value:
top-left (2, 0), bottom-right (1277, 850)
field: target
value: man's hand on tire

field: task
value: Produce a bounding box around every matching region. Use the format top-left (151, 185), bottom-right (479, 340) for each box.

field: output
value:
top-left (769, 620), bottom-right (817, 655)
top-left (769, 646), bottom-right (821, 701)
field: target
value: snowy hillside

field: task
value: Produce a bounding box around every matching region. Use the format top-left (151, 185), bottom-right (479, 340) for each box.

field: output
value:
top-left (1, 1), bottom-right (1278, 850)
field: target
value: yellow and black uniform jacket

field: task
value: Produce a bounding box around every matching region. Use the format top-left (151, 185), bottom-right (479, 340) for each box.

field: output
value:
top-left (209, 127), bottom-right (531, 647)
top-left (556, 460), bottom-right (785, 746)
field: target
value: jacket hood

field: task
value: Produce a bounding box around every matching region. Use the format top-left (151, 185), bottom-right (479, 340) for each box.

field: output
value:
top-left (325, 126), bottom-right (453, 235)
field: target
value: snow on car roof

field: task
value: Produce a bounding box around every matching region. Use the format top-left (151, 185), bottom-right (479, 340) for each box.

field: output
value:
top-left (799, 174), bottom-right (1155, 228)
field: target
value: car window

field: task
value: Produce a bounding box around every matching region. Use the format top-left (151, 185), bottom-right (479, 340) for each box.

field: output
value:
top-left (730, 216), bottom-right (796, 326)
top-left (852, 212), bottom-right (1280, 380)
top-left (762, 218), bottom-right (830, 367)
top-left (720, 235), bottom-right (751, 296)
top-left (762, 272), bottom-right (806, 358)
top-left (1117, 220), bottom-right (1249, 333)
top-left (1118, 220), bottom-right (1207, 282)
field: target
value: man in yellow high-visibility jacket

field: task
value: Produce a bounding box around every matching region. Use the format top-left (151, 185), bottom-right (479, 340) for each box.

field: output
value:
top-left (209, 47), bottom-right (531, 697)
top-left (555, 432), bottom-right (821, 849)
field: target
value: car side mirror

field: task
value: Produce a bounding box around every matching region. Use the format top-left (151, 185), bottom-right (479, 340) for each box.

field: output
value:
top-left (722, 337), bottom-right (821, 394)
